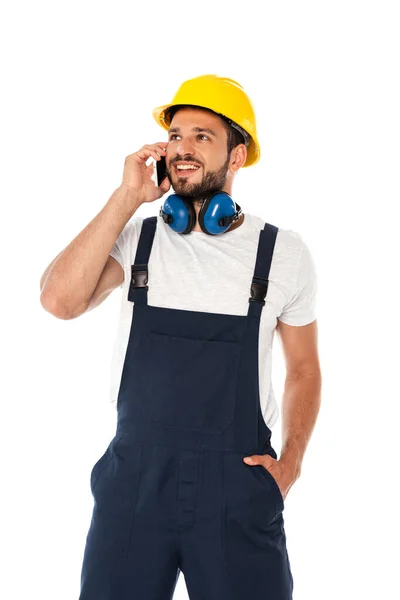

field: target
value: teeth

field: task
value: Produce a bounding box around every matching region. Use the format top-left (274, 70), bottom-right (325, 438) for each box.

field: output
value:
top-left (176, 165), bottom-right (199, 170)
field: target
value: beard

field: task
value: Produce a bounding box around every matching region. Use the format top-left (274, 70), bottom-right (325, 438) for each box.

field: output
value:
top-left (166, 154), bottom-right (231, 201)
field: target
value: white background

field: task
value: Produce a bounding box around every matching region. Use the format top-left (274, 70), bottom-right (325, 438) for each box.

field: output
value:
top-left (1, 1), bottom-right (399, 598)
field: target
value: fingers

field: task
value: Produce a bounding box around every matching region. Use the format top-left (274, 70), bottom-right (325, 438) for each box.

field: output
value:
top-left (129, 142), bottom-right (168, 164)
top-left (146, 162), bottom-right (155, 177)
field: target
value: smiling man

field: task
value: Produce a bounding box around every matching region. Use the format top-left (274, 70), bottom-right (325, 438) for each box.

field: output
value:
top-left (167, 107), bottom-right (241, 201)
top-left (40, 74), bottom-right (322, 600)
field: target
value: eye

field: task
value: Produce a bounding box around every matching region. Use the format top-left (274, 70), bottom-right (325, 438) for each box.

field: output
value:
top-left (169, 133), bottom-right (210, 141)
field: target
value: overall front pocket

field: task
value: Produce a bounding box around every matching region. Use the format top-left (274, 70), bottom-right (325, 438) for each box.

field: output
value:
top-left (86, 436), bottom-right (142, 561)
top-left (147, 332), bottom-right (241, 434)
top-left (222, 452), bottom-right (290, 590)
top-left (90, 435), bottom-right (122, 494)
top-left (257, 463), bottom-right (285, 510)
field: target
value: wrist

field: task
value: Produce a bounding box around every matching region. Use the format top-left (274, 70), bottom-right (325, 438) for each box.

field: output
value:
top-left (110, 185), bottom-right (142, 218)
top-left (279, 453), bottom-right (302, 481)
top-left (117, 183), bottom-right (143, 205)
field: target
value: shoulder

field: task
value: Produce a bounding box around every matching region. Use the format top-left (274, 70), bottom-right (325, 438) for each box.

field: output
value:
top-left (123, 215), bottom-right (145, 237)
top-left (247, 213), bottom-right (307, 264)
top-left (245, 214), bottom-right (306, 249)
top-left (275, 228), bottom-right (316, 283)
top-left (250, 215), bottom-right (316, 291)
top-left (113, 216), bottom-right (145, 249)
top-left (272, 223), bottom-right (310, 251)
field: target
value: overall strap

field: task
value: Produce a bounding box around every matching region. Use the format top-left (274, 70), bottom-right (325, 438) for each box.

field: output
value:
top-left (248, 222), bottom-right (279, 318)
top-left (127, 216), bottom-right (158, 305)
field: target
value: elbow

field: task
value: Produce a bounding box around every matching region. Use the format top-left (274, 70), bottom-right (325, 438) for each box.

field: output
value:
top-left (39, 292), bottom-right (80, 320)
top-left (286, 367), bottom-right (322, 383)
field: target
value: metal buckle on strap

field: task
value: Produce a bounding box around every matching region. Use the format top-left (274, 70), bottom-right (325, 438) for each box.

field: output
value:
top-left (249, 276), bottom-right (269, 304)
top-left (131, 264), bottom-right (148, 288)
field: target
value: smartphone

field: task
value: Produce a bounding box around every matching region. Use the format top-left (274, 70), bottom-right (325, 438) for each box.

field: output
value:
top-left (156, 155), bottom-right (168, 187)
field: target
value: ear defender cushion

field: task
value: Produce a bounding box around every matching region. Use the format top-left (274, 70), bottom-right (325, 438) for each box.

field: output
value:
top-left (198, 192), bottom-right (237, 235)
top-left (161, 194), bottom-right (196, 234)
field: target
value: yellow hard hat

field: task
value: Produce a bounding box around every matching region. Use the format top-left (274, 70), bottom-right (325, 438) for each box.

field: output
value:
top-left (152, 74), bottom-right (260, 167)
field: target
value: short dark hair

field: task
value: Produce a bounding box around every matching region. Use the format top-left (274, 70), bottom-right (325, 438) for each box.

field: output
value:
top-left (166, 104), bottom-right (247, 157)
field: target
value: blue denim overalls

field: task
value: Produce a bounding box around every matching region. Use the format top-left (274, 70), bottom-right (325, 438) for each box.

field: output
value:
top-left (79, 216), bottom-right (294, 599)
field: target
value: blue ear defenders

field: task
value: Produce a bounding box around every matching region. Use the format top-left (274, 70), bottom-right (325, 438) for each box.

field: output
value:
top-left (159, 191), bottom-right (243, 235)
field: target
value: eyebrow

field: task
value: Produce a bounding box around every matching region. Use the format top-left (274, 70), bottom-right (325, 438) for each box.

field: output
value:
top-left (168, 126), bottom-right (217, 137)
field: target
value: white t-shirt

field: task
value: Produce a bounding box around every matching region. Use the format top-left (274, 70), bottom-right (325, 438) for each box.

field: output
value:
top-left (109, 211), bottom-right (317, 429)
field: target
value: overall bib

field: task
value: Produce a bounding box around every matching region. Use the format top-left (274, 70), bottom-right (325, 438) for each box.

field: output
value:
top-left (79, 216), bottom-right (294, 600)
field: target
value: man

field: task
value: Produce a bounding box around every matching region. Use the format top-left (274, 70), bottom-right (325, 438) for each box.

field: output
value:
top-left (40, 74), bottom-right (322, 600)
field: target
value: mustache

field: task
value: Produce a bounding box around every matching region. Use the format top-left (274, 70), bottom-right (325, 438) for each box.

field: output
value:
top-left (170, 156), bottom-right (202, 167)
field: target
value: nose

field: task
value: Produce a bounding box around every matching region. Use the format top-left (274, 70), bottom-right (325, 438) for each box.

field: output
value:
top-left (175, 137), bottom-right (195, 157)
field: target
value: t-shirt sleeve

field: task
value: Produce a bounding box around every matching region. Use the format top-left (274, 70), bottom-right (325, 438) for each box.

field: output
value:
top-left (109, 239), bottom-right (124, 270)
top-left (278, 240), bottom-right (317, 326)
top-left (109, 219), bottom-right (142, 289)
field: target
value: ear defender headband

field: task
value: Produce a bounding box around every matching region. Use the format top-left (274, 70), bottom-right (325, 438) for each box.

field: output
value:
top-left (159, 191), bottom-right (242, 235)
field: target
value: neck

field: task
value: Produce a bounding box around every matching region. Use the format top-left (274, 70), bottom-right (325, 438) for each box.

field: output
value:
top-left (191, 200), bottom-right (205, 232)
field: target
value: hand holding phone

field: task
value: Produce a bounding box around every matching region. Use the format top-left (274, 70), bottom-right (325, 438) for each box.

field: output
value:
top-left (120, 143), bottom-right (170, 205)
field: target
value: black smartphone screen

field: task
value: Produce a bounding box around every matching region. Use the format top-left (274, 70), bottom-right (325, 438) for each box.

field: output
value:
top-left (156, 156), bottom-right (167, 187)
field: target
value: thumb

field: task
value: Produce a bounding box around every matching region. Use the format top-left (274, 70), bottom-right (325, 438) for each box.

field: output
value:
top-left (159, 176), bottom-right (171, 195)
top-left (243, 455), bottom-right (262, 465)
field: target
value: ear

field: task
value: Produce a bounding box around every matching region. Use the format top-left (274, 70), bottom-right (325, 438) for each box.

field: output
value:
top-left (230, 144), bottom-right (247, 172)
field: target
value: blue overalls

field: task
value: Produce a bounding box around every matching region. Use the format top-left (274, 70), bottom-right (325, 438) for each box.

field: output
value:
top-left (79, 216), bottom-right (294, 599)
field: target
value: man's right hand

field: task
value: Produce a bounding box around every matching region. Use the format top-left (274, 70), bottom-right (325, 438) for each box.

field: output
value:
top-left (120, 142), bottom-right (171, 205)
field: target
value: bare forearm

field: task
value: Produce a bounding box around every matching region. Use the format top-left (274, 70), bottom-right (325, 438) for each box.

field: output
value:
top-left (279, 372), bottom-right (322, 478)
top-left (40, 185), bottom-right (141, 318)
top-left (40, 250), bottom-right (64, 290)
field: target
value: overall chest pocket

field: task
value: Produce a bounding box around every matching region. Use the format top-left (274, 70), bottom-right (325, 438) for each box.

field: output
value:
top-left (147, 331), bottom-right (241, 434)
